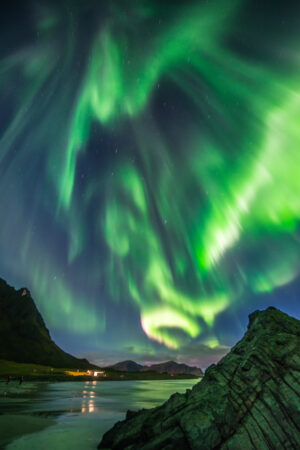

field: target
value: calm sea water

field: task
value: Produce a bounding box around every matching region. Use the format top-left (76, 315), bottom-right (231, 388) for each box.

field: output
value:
top-left (0, 379), bottom-right (199, 449)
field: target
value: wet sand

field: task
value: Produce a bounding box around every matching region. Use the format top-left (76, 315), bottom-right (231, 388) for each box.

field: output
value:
top-left (0, 379), bottom-right (199, 449)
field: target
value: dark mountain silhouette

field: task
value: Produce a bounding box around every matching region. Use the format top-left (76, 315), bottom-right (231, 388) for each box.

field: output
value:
top-left (143, 361), bottom-right (203, 376)
top-left (99, 307), bottom-right (300, 449)
top-left (109, 360), bottom-right (144, 372)
top-left (108, 360), bottom-right (203, 376)
top-left (0, 277), bottom-right (95, 369)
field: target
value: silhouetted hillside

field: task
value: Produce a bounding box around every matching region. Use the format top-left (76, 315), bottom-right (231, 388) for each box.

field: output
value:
top-left (0, 278), bottom-right (95, 369)
top-left (108, 360), bottom-right (144, 372)
top-left (109, 360), bottom-right (203, 376)
top-left (143, 361), bottom-right (203, 376)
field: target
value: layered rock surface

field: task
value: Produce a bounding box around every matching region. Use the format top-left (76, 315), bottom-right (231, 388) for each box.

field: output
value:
top-left (99, 307), bottom-right (300, 449)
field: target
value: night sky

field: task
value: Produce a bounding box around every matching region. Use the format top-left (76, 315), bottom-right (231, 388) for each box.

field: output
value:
top-left (1, 0), bottom-right (300, 368)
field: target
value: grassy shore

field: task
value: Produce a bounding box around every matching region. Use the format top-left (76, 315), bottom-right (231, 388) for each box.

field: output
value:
top-left (0, 360), bottom-right (201, 382)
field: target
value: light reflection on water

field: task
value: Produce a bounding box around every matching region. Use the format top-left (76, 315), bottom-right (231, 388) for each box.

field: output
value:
top-left (0, 379), bottom-right (199, 449)
top-left (81, 381), bottom-right (97, 413)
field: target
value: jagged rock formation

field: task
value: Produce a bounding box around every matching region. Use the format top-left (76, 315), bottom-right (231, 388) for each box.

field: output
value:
top-left (99, 307), bottom-right (300, 449)
top-left (0, 278), bottom-right (94, 369)
top-left (109, 360), bottom-right (203, 376)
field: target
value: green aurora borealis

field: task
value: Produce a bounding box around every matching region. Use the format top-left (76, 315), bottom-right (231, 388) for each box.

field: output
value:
top-left (0, 0), bottom-right (300, 364)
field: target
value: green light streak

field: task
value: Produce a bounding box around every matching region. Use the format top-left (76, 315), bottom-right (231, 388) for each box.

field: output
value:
top-left (58, 0), bottom-right (241, 209)
top-left (200, 89), bottom-right (300, 269)
top-left (141, 307), bottom-right (201, 350)
top-left (104, 164), bottom-right (229, 348)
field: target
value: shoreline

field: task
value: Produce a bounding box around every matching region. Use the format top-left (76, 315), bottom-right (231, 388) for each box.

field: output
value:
top-left (0, 376), bottom-right (199, 450)
top-left (0, 361), bottom-right (202, 383)
top-left (0, 374), bottom-right (202, 383)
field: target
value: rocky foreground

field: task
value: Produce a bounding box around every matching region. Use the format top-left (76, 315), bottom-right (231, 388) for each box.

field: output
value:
top-left (99, 307), bottom-right (300, 449)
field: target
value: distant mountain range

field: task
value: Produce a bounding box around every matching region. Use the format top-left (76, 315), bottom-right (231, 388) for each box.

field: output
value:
top-left (0, 277), bottom-right (95, 369)
top-left (108, 360), bottom-right (203, 376)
